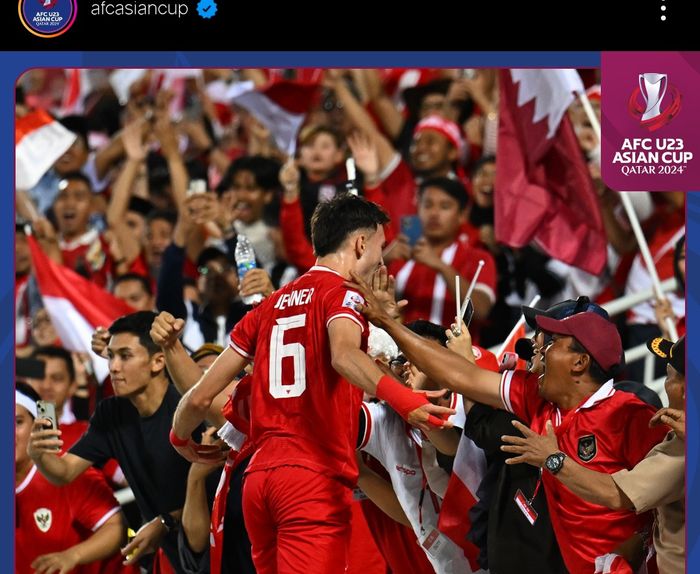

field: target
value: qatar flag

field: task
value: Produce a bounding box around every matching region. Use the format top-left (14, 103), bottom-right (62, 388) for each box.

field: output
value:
top-left (496, 69), bottom-right (607, 275)
top-left (16, 110), bottom-right (77, 190)
top-left (227, 79), bottom-right (319, 155)
top-left (27, 235), bottom-right (135, 381)
top-left (437, 432), bottom-right (487, 572)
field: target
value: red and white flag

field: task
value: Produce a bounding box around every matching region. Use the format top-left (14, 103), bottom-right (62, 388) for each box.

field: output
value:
top-left (59, 69), bottom-right (94, 116)
top-left (228, 79), bottom-right (319, 155)
top-left (495, 69), bottom-right (607, 275)
top-left (16, 110), bottom-right (77, 190)
top-left (437, 433), bottom-right (486, 572)
top-left (28, 235), bottom-right (135, 381)
top-left (109, 69), bottom-right (147, 105)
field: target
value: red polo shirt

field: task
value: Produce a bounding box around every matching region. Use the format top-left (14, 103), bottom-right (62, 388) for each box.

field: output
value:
top-left (499, 370), bottom-right (667, 573)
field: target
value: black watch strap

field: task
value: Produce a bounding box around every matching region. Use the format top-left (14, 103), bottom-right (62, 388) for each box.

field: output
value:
top-left (545, 452), bottom-right (566, 475)
top-left (159, 513), bottom-right (177, 532)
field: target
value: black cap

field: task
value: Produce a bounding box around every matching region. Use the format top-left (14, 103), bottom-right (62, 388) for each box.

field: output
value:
top-left (522, 296), bottom-right (610, 331)
top-left (647, 336), bottom-right (685, 376)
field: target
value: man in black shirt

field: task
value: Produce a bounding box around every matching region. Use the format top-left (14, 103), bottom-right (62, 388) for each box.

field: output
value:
top-left (28, 311), bottom-right (207, 573)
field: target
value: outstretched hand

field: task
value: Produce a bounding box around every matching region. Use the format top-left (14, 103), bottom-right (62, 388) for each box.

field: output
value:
top-left (650, 407), bottom-right (685, 441)
top-left (407, 401), bottom-right (455, 434)
top-left (501, 420), bottom-right (560, 468)
top-left (345, 266), bottom-right (405, 327)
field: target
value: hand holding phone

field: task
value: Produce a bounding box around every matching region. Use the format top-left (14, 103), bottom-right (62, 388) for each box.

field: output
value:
top-left (461, 298), bottom-right (475, 328)
top-left (36, 401), bottom-right (60, 451)
top-left (36, 400), bottom-right (57, 430)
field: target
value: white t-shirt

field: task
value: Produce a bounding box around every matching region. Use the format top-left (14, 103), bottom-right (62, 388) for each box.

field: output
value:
top-left (359, 398), bottom-right (478, 574)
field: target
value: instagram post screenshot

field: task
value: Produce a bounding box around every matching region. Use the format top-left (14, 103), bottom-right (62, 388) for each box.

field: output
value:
top-left (3, 8), bottom-right (699, 574)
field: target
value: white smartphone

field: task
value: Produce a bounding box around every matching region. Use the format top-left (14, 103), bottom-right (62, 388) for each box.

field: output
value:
top-left (36, 400), bottom-right (60, 451)
top-left (36, 400), bottom-right (58, 431)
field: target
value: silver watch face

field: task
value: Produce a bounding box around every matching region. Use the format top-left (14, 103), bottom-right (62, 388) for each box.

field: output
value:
top-left (546, 454), bottom-right (562, 472)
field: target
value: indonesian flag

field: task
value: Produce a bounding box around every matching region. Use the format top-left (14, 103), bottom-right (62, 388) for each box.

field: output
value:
top-left (227, 80), bottom-right (319, 155)
top-left (16, 110), bottom-right (77, 190)
top-left (495, 69), bottom-right (607, 275)
top-left (27, 235), bottom-right (135, 381)
top-left (109, 69), bottom-right (147, 105)
top-left (59, 69), bottom-right (93, 116)
top-left (437, 433), bottom-right (486, 572)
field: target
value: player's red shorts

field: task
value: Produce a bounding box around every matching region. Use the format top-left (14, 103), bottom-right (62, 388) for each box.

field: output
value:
top-left (243, 465), bottom-right (353, 574)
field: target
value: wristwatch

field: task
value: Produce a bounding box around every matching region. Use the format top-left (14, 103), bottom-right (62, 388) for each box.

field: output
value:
top-left (159, 513), bottom-right (178, 533)
top-left (544, 452), bottom-right (566, 475)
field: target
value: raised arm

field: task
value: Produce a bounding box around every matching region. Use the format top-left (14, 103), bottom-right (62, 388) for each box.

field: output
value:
top-left (151, 311), bottom-right (230, 428)
top-left (107, 121), bottom-right (148, 265)
top-left (328, 317), bottom-right (453, 433)
top-left (347, 269), bottom-right (504, 409)
top-left (172, 347), bottom-right (249, 445)
top-left (28, 420), bottom-right (93, 485)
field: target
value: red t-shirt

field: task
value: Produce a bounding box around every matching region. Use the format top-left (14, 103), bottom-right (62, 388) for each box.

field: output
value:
top-left (15, 466), bottom-right (123, 574)
top-left (499, 370), bottom-right (667, 573)
top-left (59, 229), bottom-right (114, 289)
top-left (230, 265), bottom-right (368, 487)
top-left (390, 237), bottom-right (497, 330)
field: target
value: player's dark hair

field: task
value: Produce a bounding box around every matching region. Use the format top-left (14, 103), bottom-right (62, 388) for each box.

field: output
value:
top-left (311, 194), bottom-right (389, 257)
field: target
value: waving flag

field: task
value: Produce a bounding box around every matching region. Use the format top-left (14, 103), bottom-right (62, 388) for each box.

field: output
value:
top-left (437, 433), bottom-right (487, 572)
top-left (228, 80), bottom-right (319, 155)
top-left (16, 110), bottom-right (76, 190)
top-left (27, 235), bottom-right (134, 381)
top-left (495, 69), bottom-right (607, 275)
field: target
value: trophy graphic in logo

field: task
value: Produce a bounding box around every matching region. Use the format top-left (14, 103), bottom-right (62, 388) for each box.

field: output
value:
top-left (19, 0), bottom-right (77, 38)
top-left (639, 73), bottom-right (667, 121)
top-left (628, 72), bottom-right (681, 131)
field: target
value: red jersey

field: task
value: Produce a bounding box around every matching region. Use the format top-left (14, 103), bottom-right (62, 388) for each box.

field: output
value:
top-left (499, 370), bottom-right (667, 573)
top-left (230, 265), bottom-right (369, 487)
top-left (16, 466), bottom-right (123, 574)
top-left (364, 155), bottom-right (417, 237)
top-left (59, 229), bottom-right (114, 289)
top-left (390, 237), bottom-right (497, 330)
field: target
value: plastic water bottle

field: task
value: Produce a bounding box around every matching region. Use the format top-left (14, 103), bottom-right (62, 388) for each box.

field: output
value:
top-left (235, 234), bottom-right (263, 305)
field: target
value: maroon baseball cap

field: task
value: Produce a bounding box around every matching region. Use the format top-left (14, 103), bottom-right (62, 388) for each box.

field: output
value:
top-left (536, 312), bottom-right (623, 372)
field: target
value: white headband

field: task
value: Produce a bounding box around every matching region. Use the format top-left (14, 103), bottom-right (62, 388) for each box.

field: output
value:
top-left (16, 390), bottom-right (38, 419)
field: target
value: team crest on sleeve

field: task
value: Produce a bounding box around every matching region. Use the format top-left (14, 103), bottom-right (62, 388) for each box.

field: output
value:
top-left (577, 435), bottom-right (597, 462)
top-left (342, 291), bottom-right (365, 312)
top-left (33, 508), bottom-right (52, 532)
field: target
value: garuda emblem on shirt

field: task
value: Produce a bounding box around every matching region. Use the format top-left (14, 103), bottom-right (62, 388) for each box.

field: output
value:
top-left (577, 435), bottom-right (597, 462)
top-left (34, 508), bottom-right (52, 532)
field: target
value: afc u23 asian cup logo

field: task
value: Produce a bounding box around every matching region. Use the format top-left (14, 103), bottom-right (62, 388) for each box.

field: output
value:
top-left (18, 0), bottom-right (77, 38)
top-left (627, 73), bottom-right (682, 131)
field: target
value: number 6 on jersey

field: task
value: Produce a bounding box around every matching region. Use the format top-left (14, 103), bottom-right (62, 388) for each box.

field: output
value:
top-left (269, 314), bottom-right (307, 398)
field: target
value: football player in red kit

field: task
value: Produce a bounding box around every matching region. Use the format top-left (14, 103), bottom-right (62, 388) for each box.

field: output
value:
top-left (171, 194), bottom-right (453, 574)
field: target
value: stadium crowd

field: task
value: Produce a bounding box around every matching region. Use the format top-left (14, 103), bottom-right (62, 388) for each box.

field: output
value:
top-left (15, 67), bottom-right (685, 574)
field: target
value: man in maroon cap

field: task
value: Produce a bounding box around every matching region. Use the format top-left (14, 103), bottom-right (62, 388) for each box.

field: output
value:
top-left (502, 335), bottom-right (685, 574)
top-left (346, 277), bottom-right (668, 574)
